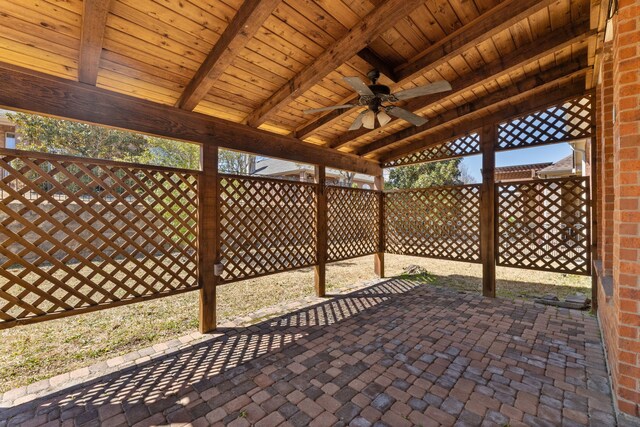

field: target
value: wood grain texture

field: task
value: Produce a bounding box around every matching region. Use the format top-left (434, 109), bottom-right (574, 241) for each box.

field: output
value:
top-left (394, 0), bottom-right (555, 82)
top-left (315, 165), bottom-right (327, 297)
top-left (480, 125), bottom-right (496, 298)
top-left (79, 0), bottom-right (113, 85)
top-left (294, 0), bottom-right (561, 141)
top-left (0, 62), bottom-right (381, 176)
top-left (357, 48), bottom-right (397, 82)
top-left (358, 63), bottom-right (590, 156)
top-left (176, 0), bottom-right (282, 111)
top-left (245, 0), bottom-right (426, 127)
top-left (327, 24), bottom-right (594, 150)
top-left (199, 144), bottom-right (218, 333)
top-left (374, 174), bottom-right (385, 278)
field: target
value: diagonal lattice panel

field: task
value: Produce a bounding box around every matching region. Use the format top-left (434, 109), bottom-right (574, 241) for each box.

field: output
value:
top-left (498, 95), bottom-right (593, 150)
top-left (384, 185), bottom-right (481, 262)
top-left (218, 174), bottom-right (317, 283)
top-left (383, 133), bottom-right (481, 168)
top-left (326, 186), bottom-right (379, 262)
top-left (496, 177), bottom-right (590, 275)
top-left (0, 150), bottom-right (198, 327)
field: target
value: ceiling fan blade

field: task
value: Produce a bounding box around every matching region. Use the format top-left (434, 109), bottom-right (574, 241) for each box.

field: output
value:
top-left (386, 106), bottom-right (428, 127)
top-left (343, 76), bottom-right (375, 96)
top-left (349, 110), bottom-right (368, 131)
top-left (392, 80), bottom-right (452, 100)
top-left (303, 104), bottom-right (355, 114)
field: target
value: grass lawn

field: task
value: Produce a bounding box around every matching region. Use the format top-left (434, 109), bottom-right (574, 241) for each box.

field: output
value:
top-left (0, 254), bottom-right (590, 393)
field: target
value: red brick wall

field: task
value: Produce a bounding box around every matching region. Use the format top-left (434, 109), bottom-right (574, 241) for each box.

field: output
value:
top-left (599, 44), bottom-right (615, 275)
top-left (597, 0), bottom-right (640, 418)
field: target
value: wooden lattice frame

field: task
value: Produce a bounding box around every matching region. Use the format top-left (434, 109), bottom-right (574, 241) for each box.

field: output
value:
top-left (383, 133), bottom-right (481, 168)
top-left (497, 94), bottom-right (593, 151)
top-left (496, 177), bottom-right (590, 275)
top-left (326, 186), bottom-right (380, 262)
top-left (0, 149), bottom-right (198, 327)
top-left (218, 174), bottom-right (317, 283)
top-left (385, 185), bottom-right (481, 262)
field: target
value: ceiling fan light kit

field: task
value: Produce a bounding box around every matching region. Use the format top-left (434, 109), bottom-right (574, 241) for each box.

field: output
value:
top-left (362, 110), bottom-right (376, 129)
top-left (302, 69), bottom-right (452, 131)
top-left (377, 109), bottom-right (392, 126)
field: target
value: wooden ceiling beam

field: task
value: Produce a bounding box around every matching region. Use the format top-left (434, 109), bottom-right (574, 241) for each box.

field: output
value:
top-left (327, 23), bottom-right (593, 150)
top-left (358, 62), bottom-right (590, 156)
top-left (175, 0), bottom-right (281, 111)
top-left (357, 48), bottom-right (398, 82)
top-left (0, 63), bottom-right (381, 176)
top-left (244, 0), bottom-right (425, 128)
top-left (78, 0), bottom-right (114, 85)
top-left (394, 0), bottom-right (555, 82)
top-left (295, 0), bottom-right (556, 141)
top-left (379, 82), bottom-right (589, 163)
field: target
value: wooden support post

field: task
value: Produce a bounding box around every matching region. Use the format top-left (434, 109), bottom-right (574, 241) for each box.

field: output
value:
top-left (198, 144), bottom-right (218, 333)
top-left (374, 174), bottom-right (385, 278)
top-left (480, 125), bottom-right (496, 298)
top-left (315, 166), bottom-right (327, 297)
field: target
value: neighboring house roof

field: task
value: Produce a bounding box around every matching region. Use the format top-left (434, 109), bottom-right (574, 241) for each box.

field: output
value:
top-left (253, 157), bottom-right (375, 183)
top-left (494, 162), bottom-right (552, 174)
top-left (537, 154), bottom-right (575, 176)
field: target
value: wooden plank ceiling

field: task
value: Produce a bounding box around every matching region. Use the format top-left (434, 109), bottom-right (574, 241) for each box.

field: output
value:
top-left (0, 0), bottom-right (603, 166)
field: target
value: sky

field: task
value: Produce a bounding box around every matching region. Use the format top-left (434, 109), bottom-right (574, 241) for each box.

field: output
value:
top-left (460, 142), bottom-right (574, 183)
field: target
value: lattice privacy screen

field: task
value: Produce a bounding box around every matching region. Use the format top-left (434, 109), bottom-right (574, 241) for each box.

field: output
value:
top-left (385, 185), bottom-right (481, 262)
top-left (383, 133), bottom-right (480, 168)
top-left (218, 175), bottom-right (317, 282)
top-left (0, 150), bottom-right (198, 327)
top-left (326, 186), bottom-right (379, 262)
top-left (498, 94), bottom-right (593, 150)
top-left (496, 177), bottom-right (590, 275)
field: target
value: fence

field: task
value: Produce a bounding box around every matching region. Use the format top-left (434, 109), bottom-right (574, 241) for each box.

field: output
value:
top-left (0, 149), bottom-right (198, 327)
top-left (0, 149), bottom-right (593, 329)
top-left (218, 174), bottom-right (317, 283)
top-left (496, 177), bottom-right (591, 275)
top-left (384, 185), bottom-right (482, 262)
top-left (326, 186), bottom-right (380, 262)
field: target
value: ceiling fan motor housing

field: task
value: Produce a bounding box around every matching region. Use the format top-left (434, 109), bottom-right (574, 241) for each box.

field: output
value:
top-left (362, 84), bottom-right (391, 111)
top-left (368, 84), bottom-right (391, 95)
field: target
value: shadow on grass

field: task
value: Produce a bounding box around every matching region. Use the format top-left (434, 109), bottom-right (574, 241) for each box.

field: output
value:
top-left (399, 270), bottom-right (590, 301)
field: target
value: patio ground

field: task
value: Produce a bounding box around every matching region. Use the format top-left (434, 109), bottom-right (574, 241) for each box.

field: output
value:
top-left (0, 278), bottom-right (615, 427)
top-left (0, 255), bottom-right (591, 394)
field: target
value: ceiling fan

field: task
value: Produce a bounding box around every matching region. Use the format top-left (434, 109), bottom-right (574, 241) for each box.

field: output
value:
top-left (303, 70), bottom-right (452, 131)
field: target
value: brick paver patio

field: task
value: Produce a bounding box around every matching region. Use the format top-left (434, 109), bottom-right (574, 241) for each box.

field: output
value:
top-left (0, 280), bottom-right (617, 426)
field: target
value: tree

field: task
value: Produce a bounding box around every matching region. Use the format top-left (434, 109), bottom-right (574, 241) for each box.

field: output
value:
top-left (218, 149), bottom-right (255, 174)
top-left (7, 112), bottom-right (147, 162)
top-left (387, 158), bottom-right (463, 189)
top-left (338, 170), bottom-right (356, 187)
top-left (141, 137), bottom-right (200, 170)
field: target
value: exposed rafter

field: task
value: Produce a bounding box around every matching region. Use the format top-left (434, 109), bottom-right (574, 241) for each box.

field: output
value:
top-left (396, 0), bottom-right (555, 82)
top-left (0, 62), bottom-right (381, 176)
top-left (359, 62), bottom-right (590, 156)
top-left (294, 0), bottom-right (557, 141)
top-left (244, 0), bottom-right (425, 128)
top-left (78, 0), bottom-right (113, 85)
top-left (379, 82), bottom-right (589, 163)
top-left (327, 23), bottom-right (594, 150)
top-left (175, 0), bottom-right (282, 111)
top-left (357, 48), bottom-right (397, 82)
